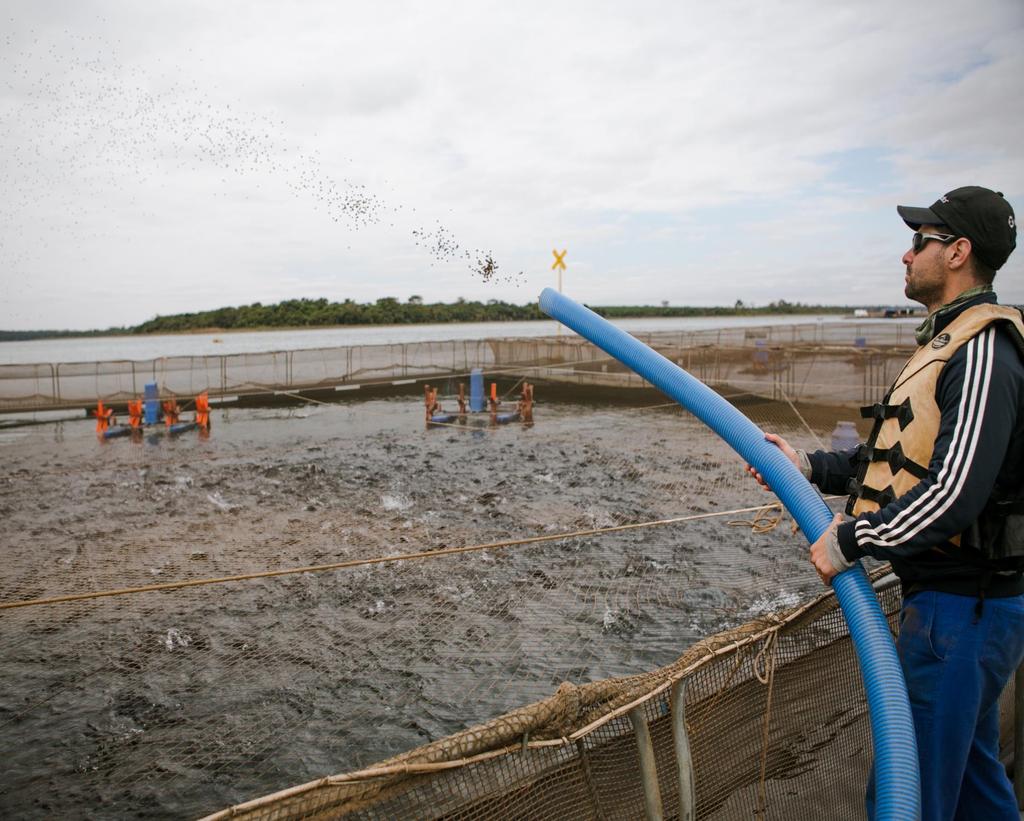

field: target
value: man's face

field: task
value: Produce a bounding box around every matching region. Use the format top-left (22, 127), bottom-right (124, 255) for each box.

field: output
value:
top-left (902, 227), bottom-right (949, 308)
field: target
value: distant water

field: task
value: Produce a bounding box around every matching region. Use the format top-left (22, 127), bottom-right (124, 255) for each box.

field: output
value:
top-left (0, 315), bottom-right (914, 365)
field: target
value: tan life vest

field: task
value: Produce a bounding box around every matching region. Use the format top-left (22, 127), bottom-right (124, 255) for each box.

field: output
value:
top-left (848, 303), bottom-right (1024, 519)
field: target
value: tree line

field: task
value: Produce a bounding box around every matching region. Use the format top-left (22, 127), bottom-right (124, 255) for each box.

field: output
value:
top-left (1, 296), bottom-right (854, 339)
top-left (132, 297), bottom-right (546, 333)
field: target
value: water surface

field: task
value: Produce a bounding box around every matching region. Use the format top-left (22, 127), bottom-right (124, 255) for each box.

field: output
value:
top-left (0, 315), bottom-right (900, 365)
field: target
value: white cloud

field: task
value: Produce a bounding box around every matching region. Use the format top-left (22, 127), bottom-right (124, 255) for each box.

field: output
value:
top-left (1, 0), bottom-right (1022, 329)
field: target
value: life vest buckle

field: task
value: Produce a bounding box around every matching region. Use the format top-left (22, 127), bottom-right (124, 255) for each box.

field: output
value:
top-left (859, 398), bottom-right (914, 430)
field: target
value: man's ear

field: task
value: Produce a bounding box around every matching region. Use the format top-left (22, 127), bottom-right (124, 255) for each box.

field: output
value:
top-left (946, 237), bottom-right (973, 271)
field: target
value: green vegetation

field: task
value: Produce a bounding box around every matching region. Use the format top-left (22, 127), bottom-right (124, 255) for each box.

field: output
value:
top-left (0, 328), bottom-right (131, 341)
top-left (0, 297), bottom-right (856, 340)
top-left (127, 296), bottom-right (856, 332)
top-left (596, 299), bottom-right (851, 318)
top-left (132, 297), bottom-right (546, 333)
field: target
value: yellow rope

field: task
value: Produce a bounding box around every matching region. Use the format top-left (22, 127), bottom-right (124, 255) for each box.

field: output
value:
top-left (726, 503), bottom-right (785, 534)
top-left (1, 502), bottom-right (795, 611)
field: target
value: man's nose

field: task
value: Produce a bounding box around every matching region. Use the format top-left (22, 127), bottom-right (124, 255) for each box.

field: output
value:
top-left (902, 247), bottom-right (914, 266)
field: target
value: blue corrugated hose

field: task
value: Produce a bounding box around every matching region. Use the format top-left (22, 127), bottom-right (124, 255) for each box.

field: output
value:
top-left (539, 288), bottom-right (919, 820)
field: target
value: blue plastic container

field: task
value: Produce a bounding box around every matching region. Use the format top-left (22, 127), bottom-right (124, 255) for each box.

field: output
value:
top-left (470, 369), bottom-right (485, 413)
top-left (144, 382), bottom-right (160, 426)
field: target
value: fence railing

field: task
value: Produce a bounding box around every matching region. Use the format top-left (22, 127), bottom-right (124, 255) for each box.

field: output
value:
top-left (0, 322), bottom-right (918, 413)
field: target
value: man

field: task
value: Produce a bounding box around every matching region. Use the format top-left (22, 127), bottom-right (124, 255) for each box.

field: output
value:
top-left (748, 186), bottom-right (1024, 819)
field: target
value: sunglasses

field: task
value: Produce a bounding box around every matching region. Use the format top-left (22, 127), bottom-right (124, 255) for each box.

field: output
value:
top-left (911, 231), bottom-right (956, 254)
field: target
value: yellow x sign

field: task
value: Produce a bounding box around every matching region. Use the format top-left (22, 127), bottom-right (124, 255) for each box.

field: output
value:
top-left (551, 249), bottom-right (567, 271)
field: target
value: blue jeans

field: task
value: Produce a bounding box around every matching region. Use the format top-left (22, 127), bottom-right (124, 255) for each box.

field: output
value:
top-left (866, 590), bottom-right (1024, 820)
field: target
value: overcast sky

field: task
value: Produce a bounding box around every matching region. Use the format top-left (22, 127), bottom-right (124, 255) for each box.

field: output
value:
top-left (1, 0), bottom-right (1022, 330)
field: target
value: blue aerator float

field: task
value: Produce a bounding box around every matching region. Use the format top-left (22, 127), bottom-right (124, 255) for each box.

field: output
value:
top-left (92, 392), bottom-right (211, 441)
top-left (423, 380), bottom-right (534, 428)
top-left (538, 288), bottom-right (920, 820)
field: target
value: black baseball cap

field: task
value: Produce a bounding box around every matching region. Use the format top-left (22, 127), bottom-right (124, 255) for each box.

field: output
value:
top-left (897, 186), bottom-right (1017, 270)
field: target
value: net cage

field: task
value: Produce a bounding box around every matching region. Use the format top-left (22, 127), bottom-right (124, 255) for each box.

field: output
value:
top-left (0, 323), bottom-right (1019, 819)
top-left (0, 320), bottom-right (921, 414)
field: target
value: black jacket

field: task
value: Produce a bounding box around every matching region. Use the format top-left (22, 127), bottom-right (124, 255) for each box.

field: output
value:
top-left (809, 292), bottom-right (1024, 596)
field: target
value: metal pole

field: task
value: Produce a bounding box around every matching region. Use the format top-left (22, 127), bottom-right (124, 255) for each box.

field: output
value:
top-left (629, 706), bottom-right (664, 821)
top-left (671, 679), bottom-right (696, 821)
top-left (556, 268), bottom-right (563, 336)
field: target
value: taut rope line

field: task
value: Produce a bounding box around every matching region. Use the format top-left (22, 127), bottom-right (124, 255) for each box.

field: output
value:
top-left (0, 499), bottom-right (840, 611)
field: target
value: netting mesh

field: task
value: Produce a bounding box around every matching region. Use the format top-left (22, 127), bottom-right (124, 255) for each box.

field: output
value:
top-left (1, 325), bottom-right (1017, 819)
top-left (0, 320), bottom-right (919, 412)
top-left (223, 581), bottom-right (896, 821)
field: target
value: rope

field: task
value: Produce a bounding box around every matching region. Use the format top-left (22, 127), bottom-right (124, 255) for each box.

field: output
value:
top-left (201, 580), bottom-right (865, 821)
top-left (423, 417), bottom-right (500, 433)
top-left (753, 629), bottom-right (779, 818)
top-left (688, 651), bottom-right (746, 729)
top-left (252, 385), bottom-right (333, 406)
top-left (726, 503), bottom-right (785, 534)
top-left (500, 376), bottom-right (525, 401)
top-left (779, 388), bottom-right (826, 450)
top-left (0, 502), bottom-right (795, 611)
top-left (626, 389), bottom-right (758, 412)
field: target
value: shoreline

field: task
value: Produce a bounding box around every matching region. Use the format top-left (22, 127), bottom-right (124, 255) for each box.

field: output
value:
top-left (0, 309), bottom-right (870, 342)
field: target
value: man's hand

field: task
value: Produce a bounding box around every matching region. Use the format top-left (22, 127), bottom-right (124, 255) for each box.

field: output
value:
top-left (809, 513), bottom-right (844, 585)
top-left (745, 433), bottom-right (800, 491)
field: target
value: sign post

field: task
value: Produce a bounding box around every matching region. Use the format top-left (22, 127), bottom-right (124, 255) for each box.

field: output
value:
top-left (551, 249), bottom-right (567, 334)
